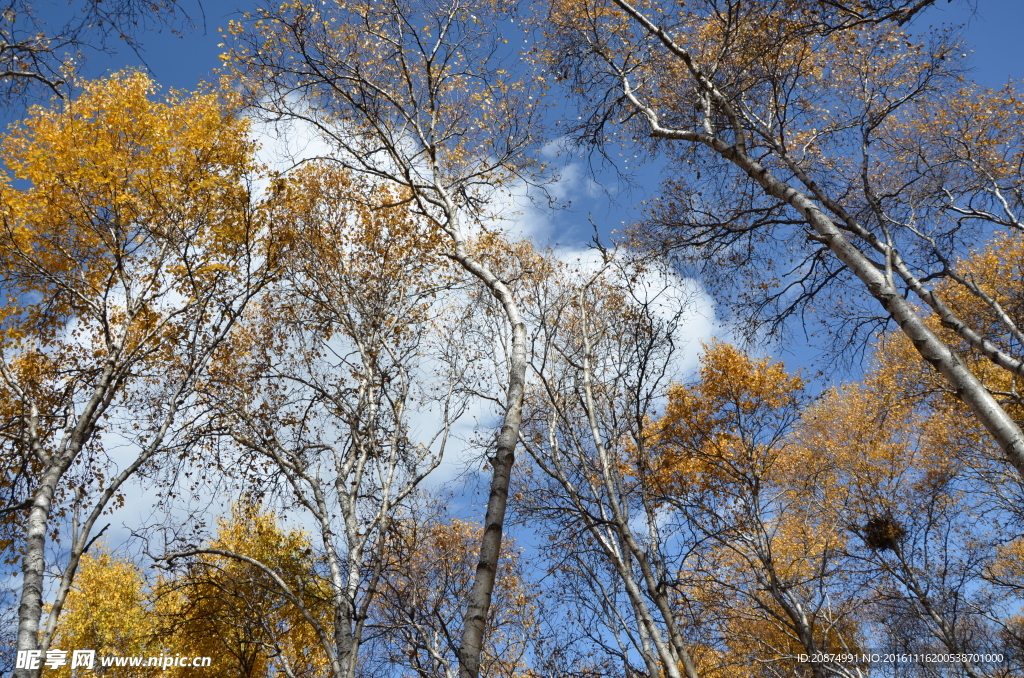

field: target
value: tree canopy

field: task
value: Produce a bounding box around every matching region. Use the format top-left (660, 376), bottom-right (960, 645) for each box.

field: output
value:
top-left (5, 2), bottom-right (1024, 677)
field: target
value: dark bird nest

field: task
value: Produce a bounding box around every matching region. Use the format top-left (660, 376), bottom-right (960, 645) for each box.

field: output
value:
top-left (862, 517), bottom-right (905, 551)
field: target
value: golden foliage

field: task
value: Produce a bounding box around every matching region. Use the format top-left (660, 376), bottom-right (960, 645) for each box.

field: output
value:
top-left (376, 513), bottom-right (538, 678)
top-left (50, 548), bottom-right (169, 677)
top-left (0, 72), bottom-right (273, 654)
top-left (649, 341), bottom-right (806, 496)
top-left (167, 504), bottom-right (330, 678)
top-left (50, 504), bottom-right (328, 678)
top-left (0, 71), bottom-right (256, 338)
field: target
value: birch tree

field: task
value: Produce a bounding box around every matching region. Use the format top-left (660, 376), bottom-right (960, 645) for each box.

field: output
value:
top-left (0, 72), bottom-right (273, 677)
top-left (0, 0), bottom-right (198, 99)
top-left (161, 163), bottom-right (469, 678)
top-left (221, 2), bottom-right (544, 674)
top-left (365, 507), bottom-right (537, 678)
top-left (539, 0), bottom-right (1024, 479)
top-left (647, 344), bottom-right (868, 678)
top-left (510, 247), bottom-right (707, 678)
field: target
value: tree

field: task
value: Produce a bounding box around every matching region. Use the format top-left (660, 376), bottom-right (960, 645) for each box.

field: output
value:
top-left (50, 548), bottom-right (159, 677)
top-left (221, 2), bottom-right (545, 675)
top-left (0, 0), bottom-right (196, 99)
top-left (161, 161), bottom-right (472, 678)
top-left (648, 333), bottom-right (1023, 678)
top-left (539, 0), bottom-right (1024, 479)
top-left (51, 505), bottom-right (327, 678)
top-left (365, 506), bottom-right (537, 678)
top-left (512, 245), bottom-right (705, 678)
top-left (788, 341), bottom-right (1024, 678)
top-left (520, 294), bottom-right (1021, 678)
top-left (0, 72), bottom-right (274, 677)
top-left (162, 503), bottom-right (331, 678)
top-left (50, 546), bottom-right (188, 678)
top-left (647, 343), bottom-right (861, 678)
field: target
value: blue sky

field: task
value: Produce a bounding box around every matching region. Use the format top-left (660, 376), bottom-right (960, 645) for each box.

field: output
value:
top-left (10, 0), bottom-right (1021, 620)
top-left (64, 0), bottom-right (1024, 253)
top-left (27, 0), bottom-right (1023, 414)
top-left (71, 0), bottom-right (1024, 92)
top-left (54, 0), bottom-right (1023, 376)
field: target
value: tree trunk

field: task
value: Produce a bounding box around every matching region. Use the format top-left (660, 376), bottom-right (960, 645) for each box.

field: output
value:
top-left (457, 320), bottom-right (526, 678)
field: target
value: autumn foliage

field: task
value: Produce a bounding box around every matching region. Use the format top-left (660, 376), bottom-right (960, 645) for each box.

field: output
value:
top-left (6, 2), bottom-right (1024, 678)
